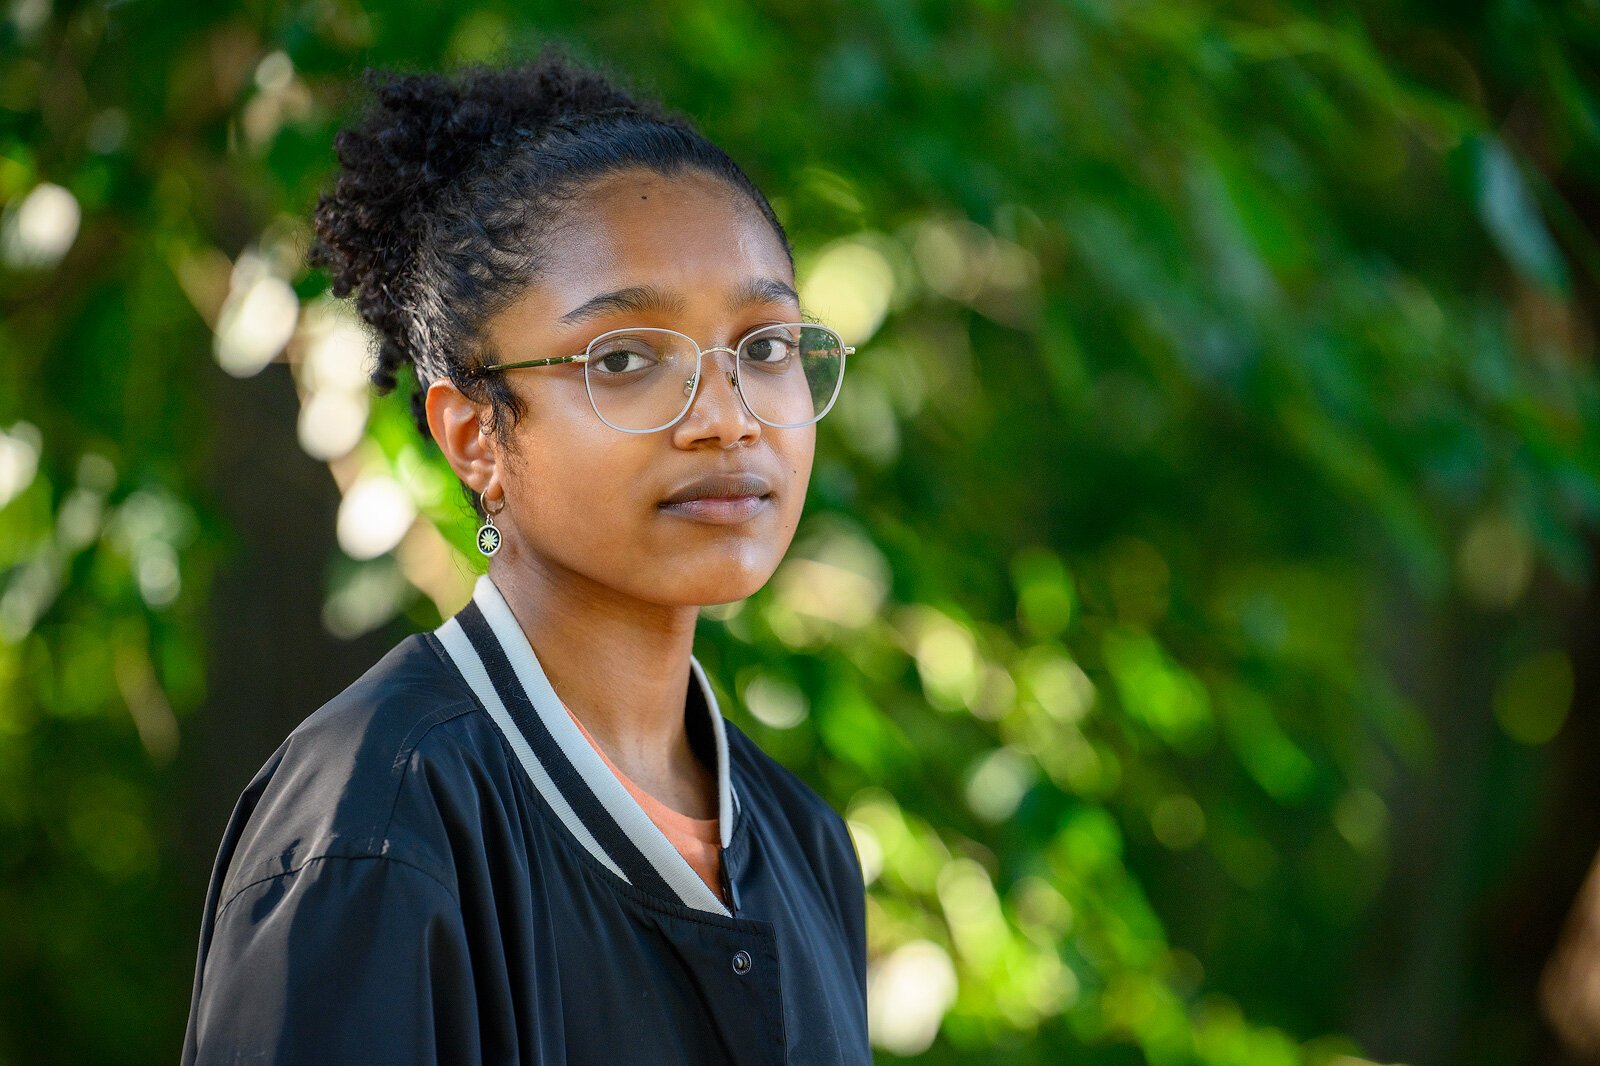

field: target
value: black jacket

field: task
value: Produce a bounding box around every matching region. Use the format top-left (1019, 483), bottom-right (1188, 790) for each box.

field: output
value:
top-left (182, 573), bottom-right (870, 1064)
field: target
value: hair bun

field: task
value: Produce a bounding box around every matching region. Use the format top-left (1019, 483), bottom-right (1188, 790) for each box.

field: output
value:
top-left (306, 46), bottom-right (657, 371)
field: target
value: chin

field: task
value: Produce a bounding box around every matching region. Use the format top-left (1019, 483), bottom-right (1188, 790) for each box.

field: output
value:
top-left (694, 575), bottom-right (774, 607)
top-left (634, 516), bottom-right (799, 605)
top-left (670, 561), bottom-right (778, 607)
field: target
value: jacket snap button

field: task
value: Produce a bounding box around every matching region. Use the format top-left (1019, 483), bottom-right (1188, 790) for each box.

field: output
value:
top-left (731, 949), bottom-right (752, 975)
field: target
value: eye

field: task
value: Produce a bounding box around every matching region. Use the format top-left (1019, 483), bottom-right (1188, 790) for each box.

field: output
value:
top-left (740, 330), bottom-right (798, 366)
top-left (586, 332), bottom-right (669, 376)
top-left (591, 348), bottom-right (652, 375)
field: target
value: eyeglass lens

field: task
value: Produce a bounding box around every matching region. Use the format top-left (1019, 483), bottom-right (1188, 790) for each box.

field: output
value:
top-left (583, 324), bottom-right (846, 432)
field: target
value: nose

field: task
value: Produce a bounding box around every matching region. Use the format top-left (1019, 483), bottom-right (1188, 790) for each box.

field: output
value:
top-left (671, 346), bottom-right (760, 445)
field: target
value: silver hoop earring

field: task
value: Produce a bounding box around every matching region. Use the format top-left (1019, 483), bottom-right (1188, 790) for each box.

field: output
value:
top-left (476, 489), bottom-right (505, 557)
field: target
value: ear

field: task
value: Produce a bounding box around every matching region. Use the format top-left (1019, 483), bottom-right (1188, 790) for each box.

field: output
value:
top-left (425, 377), bottom-right (500, 499)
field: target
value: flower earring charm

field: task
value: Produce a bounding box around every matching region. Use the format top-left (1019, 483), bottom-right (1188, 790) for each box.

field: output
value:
top-left (476, 489), bottom-right (505, 557)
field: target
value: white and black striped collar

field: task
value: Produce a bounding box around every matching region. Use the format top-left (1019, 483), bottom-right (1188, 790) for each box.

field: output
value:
top-left (431, 572), bottom-right (739, 917)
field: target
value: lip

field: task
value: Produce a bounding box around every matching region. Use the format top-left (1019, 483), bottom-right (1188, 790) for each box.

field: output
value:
top-left (657, 494), bottom-right (772, 524)
top-left (660, 471), bottom-right (774, 505)
top-left (657, 471), bottom-right (774, 525)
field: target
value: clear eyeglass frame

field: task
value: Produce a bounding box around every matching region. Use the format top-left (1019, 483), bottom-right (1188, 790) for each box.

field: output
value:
top-left (466, 321), bottom-right (855, 434)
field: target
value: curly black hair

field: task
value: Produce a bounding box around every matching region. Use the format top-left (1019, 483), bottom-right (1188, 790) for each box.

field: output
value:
top-left (306, 43), bottom-right (793, 514)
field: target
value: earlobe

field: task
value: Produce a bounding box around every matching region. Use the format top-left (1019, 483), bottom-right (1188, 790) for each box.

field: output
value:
top-left (425, 377), bottom-right (497, 494)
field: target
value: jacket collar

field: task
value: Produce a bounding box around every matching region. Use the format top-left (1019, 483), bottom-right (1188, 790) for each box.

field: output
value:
top-left (432, 571), bottom-right (739, 917)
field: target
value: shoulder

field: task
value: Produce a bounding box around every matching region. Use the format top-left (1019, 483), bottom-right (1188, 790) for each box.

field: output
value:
top-left (211, 630), bottom-right (501, 912)
top-left (278, 629), bottom-right (487, 786)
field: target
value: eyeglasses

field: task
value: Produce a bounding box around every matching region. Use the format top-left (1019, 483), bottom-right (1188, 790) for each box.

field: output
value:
top-left (466, 321), bottom-right (854, 434)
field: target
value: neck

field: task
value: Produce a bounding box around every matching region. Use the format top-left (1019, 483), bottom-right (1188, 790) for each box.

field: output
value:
top-left (484, 554), bottom-right (707, 802)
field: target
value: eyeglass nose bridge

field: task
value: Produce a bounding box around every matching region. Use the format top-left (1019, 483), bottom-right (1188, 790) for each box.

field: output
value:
top-left (680, 344), bottom-right (744, 401)
top-left (701, 344), bottom-right (743, 390)
top-left (680, 369), bottom-right (740, 398)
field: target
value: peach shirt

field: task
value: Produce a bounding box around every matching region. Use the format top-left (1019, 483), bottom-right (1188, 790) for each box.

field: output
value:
top-left (560, 701), bottom-right (728, 907)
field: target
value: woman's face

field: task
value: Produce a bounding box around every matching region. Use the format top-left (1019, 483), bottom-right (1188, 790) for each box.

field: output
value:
top-left (432, 166), bottom-right (816, 608)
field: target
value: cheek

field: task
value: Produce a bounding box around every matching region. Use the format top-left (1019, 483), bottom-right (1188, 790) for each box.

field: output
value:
top-left (508, 415), bottom-right (642, 530)
top-left (533, 459), bottom-right (633, 524)
top-left (781, 426), bottom-right (816, 484)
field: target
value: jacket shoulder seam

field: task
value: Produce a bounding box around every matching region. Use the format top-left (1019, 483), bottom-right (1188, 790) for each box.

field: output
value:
top-left (214, 851), bottom-right (460, 926)
top-left (373, 696), bottom-right (482, 848)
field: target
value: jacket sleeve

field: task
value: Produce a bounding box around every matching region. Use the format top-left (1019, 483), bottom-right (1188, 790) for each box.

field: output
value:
top-left (185, 853), bottom-right (479, 1065)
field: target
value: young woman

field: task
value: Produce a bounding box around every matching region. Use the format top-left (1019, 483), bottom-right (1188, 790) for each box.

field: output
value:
top-left (181, 48), bottom-right (868, 1065)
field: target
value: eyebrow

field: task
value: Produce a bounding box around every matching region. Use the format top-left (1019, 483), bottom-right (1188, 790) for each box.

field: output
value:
top-left (558, 278), bottom-right (801, 326)
top-left (728, 277), bottom-right (801, 309)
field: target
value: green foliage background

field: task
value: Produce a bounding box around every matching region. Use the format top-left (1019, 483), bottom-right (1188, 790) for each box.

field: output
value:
top-left (2, 1), bottom-right (1598, 1063)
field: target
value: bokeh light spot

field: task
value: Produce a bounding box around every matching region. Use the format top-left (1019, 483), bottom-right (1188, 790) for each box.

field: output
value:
top-left (1494, 649), bottom-right (1574, 746)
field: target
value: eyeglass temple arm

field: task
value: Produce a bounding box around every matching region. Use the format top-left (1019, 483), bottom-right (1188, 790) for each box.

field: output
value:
top-left (471, 353), bottom-right (591, 376)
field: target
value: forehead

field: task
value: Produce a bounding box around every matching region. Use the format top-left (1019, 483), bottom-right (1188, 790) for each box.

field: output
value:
top-left (539, 167), bottom-right (791, 305)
